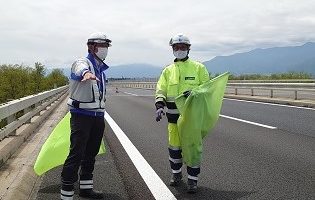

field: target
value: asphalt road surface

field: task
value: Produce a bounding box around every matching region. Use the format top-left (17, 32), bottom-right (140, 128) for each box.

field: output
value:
top-left (36, 87), bottom-right (315, 200)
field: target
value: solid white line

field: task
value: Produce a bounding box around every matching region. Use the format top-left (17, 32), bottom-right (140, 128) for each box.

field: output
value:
top-left (104, 112), bottom-right (176, 200)
top-left (220, 114), bottom-right (277, 129)
top-left (123, 92), bottom-right (138, 96)
top-left (224, 98), bottom-right (315, 111)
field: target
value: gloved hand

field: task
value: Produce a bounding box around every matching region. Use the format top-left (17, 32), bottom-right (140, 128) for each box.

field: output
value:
top-left (155, 101), bottom-right (165, 122)
top-left (156, 107), bottom-right (165, 122)
top-left (183, 90), bottom-right (191, 98)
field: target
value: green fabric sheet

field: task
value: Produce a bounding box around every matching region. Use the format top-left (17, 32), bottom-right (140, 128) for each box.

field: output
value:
top-left (175, 72), bottom-right (229, 167)
top-left (34, 112), bottom-right (106, 176)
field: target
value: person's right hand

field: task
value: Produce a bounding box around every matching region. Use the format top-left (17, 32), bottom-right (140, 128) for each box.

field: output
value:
top-left (156, 107), bottom-right (165, 122)
top-left (81, 72), bottom-right (100, 82)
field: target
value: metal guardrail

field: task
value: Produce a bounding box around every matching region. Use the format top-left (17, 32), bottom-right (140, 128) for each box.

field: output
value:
top-left (0, 86), bottom-right (68, 141)
top-left (108, 82), bottom-right (315, 101)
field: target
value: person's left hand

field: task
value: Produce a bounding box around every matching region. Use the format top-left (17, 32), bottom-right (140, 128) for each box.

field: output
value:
top-left (183, 90), bottom-right (191, 98)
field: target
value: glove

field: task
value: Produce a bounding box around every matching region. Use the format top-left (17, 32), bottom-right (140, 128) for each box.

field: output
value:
top-left (155, 101), bottom-right (165, 122)
top-left (156, 107), bottom-right (165, 122)
top-left (183, 90), bottom-right (191, 98)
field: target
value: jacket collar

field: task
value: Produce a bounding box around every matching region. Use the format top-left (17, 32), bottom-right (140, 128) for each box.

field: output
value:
top-left (87, 53), bottom-right (109, 70)
top-left (174, 56), bottom-right (189, 62)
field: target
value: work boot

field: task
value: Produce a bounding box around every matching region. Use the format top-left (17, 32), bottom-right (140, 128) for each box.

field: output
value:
top-left (79, 189), bottom-right (104, 199)
top-left (187, 179), bottom-right (197, 194)
top-left (170, 172), bottom-right (182, 186)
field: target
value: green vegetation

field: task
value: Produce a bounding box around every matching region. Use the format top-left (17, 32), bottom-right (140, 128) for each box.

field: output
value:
top-left (210, 72), bottom-right (313, 80)
top-left (0, 62), bottom-right (68, 104)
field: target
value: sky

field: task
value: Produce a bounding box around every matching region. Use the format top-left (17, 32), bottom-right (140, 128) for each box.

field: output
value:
top-left (1, 0), bottom-right (315, 69)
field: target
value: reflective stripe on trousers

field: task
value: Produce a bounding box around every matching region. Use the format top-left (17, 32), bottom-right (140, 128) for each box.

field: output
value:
top-left (60, 189), bottom-right (74, 200)
top-left (168, 147), bottom-right (183, 173)
top-left (80, 179), bottom-right (93, 189)
top-left (187, 166), bottom-right (200, 181)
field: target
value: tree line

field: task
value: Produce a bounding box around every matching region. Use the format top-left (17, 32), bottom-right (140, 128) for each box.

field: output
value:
top-left (1, 62), bottom-right (313, 104)
top-left (225, 71), bottom-right (313, 80)
top-left (0, 62), bottom-right (68, 104)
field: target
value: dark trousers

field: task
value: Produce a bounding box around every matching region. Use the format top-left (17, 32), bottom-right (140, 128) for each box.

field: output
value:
top-left (61, 113), bottom-right (105, 188)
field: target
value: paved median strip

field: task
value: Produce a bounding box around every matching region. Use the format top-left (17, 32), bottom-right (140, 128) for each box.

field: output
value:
top-left (104, 112), bottom-right (177, 200)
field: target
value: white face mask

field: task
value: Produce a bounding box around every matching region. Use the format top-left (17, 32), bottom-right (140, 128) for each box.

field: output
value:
top-left (173, 50), bottom-right (188, 59)
top-left (95, 47), bottom-right (108, 60)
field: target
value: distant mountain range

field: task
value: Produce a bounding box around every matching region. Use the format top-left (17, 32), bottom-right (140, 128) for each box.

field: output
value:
top-left (204, 42), bottom-right (315, 75)
top-left (53, 63), bottom-right (162, 78)
top-left (54, 42), bottom-right (315, 78)
top-left (106, 63), bottom-right (162, 78)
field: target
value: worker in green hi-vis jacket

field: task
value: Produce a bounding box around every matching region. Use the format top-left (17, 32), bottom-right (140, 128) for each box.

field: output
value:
top-left (155, 33), bottom-right (210, 193)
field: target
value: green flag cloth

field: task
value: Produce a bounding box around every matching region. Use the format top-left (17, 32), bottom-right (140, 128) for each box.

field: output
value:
top-left (34, 112), bottom-right (106, 176)
top-left (175, 72), bottom-right (229, 167)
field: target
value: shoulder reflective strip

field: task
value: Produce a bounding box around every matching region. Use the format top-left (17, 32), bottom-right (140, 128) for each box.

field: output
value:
top-left (80, 180), bottom-right (93, 184)
top-left (169, 157), bottom-right (182, 164)
top-left (61, 190), bottom-right (74, 196)
top-left (61, 195), bottom-right (73, 200)
top-left (167, 109), bottom-right (179, 114)
top-left (80, 185), bottom-right (93, 189)
top-left (172, 169), bottom-right (182, 174)
top-left (188, 175), bottom-right (198, 181)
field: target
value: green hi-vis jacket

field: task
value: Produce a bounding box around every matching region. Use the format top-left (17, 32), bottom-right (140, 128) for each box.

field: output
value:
top-left (33, 112), bottom-right (106, 176)
top-left (155, 58), bottom-right (210, 123)
top-left (175, 72), bottom-right (229, 167)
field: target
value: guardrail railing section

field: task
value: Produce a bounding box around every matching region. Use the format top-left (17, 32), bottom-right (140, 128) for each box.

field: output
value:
top-left (109, 81), bottom-right (315, 102)
top-left (0, 86), bottom-right (69, 141)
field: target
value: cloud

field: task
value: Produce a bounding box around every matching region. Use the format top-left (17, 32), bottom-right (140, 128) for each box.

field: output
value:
top-left (1, 0), bottom-right (315, 67)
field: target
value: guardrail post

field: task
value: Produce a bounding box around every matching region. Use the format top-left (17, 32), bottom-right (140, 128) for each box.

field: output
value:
top-left (294, 91), bottom-right (298, 100)
top-left (7, 114), bottom-right (16, 135)
top-left (251, 88), bottom-right (254, 96)
top-left (235, 88), bottom-right (238, 95)
top-left (270, 89), bottom-right (273, 98)
top-left (23, 107), bottom-right (32, 123)
top-left (6, 115), bottom-right (16, 125)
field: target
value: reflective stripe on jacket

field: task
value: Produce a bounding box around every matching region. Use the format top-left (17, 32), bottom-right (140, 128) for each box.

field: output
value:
top-left (67, 54), bottom-right (108, 114)
top-left (155, 58), bottom-right (210, 123)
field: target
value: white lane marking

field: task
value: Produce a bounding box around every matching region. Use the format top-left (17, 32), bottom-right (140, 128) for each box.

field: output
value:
top-left (220, 114), bottom-right (277, 129)
top-left (123, 92), bottom-right (138, 96)
top-left (104, 112), bottom-right (176, 200)
top-left (224, 98), bottom-right (315, 111)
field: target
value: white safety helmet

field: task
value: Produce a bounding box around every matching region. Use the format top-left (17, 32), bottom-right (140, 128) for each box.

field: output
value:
top-left (87, 32), bottom-right (112, 46)
top-left (169, 33), bottom-right (191, 46)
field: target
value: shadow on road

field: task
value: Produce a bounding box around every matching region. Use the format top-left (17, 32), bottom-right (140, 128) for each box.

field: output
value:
top-left (38, 184), bottom-right (126, 200)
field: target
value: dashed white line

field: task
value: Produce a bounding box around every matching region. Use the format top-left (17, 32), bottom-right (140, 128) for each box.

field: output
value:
top-left (104, 112), bottom-right (176, 200)
top-left (220, 114), bottom-right (277, 129)
top-left (123, 92), bottom-right (138, 96)
top-left (115, 91), bottom-right (278, 129)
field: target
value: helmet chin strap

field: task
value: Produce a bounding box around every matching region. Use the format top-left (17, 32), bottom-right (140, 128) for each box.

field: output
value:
top-left (94, 53), bottom-right (103, 61)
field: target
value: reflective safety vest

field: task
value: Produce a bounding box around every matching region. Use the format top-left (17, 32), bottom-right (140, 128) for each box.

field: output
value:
top-left (155, 58), bottom-right (210, 123)
top-left (67, 55), bottom-right (107, 113)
